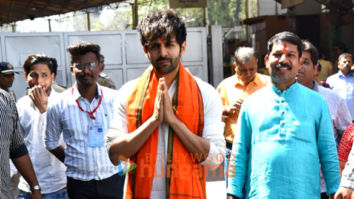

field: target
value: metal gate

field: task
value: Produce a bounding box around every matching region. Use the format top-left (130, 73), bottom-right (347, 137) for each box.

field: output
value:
top-left (0, 28), bottom-right (208, 99)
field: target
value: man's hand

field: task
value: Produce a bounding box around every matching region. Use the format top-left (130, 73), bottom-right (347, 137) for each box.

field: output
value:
top-left (335, 187), bottom-right (352, 199)
top-left (153, 78), bottom-right (164, 124)
top-left (159, 77), bottom-right (176, 125)
top-left (30, 190), bottom-right (42, 199)
top-left (233, 99), bottom-right (244, 112)
top-left (12, 154), bottom-right (42, 199)
top-left (29, 85), bottom-right (48, 113)
top-left (222, 106), bottom-right (237, 120)
top-left (222, 99), bottom-right (244, 120)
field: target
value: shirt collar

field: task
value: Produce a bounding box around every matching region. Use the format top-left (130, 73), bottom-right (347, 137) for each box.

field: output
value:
top-left (312, 81), bottom-right (320, 92)
top-left (234, 73), bottom-right (260, 88)
top-left (338, 70), bottom-right (345, 77)
top-left (48, 86), bottom-right (61, 100)
top-left (338, 71), bottom-right (354, 78)
top-left (72, 83), bottom-right (101, 100)
top-left (271, 81), bottom-right (298, 96)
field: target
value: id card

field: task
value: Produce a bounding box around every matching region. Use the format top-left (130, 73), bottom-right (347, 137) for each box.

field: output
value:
top-left (88, 122), bottom-right (104, 147)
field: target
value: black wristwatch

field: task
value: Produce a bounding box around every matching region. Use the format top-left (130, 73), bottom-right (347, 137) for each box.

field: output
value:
top-left (30, 185), bottom-right (41, 192)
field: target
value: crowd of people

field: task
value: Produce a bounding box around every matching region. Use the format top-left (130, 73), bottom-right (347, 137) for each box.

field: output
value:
top-left (0, 8), bottom-right (353, 199)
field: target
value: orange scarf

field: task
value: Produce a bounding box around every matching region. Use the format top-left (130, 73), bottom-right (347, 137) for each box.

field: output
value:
top-left (125, 62), bottom-right (205, 199)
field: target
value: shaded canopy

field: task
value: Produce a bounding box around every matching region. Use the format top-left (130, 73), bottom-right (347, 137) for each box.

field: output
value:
top-left (0, 0), bottom-right (127, 26)
top-left (275, 0), bottom-right (353, 13)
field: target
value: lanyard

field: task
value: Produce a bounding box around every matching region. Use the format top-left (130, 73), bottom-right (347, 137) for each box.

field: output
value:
top-left (72, 86), bottom-right (103, 120)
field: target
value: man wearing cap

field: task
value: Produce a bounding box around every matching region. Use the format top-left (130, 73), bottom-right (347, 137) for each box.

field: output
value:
top-left (0, 62), bottom-right (18, 101)
top-left (0, 61), bottom-right (21, 199)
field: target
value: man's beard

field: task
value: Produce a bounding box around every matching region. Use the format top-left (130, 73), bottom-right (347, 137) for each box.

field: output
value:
top-left (154, 55), bottom-right (181, 75)
top-left (77, 73), bottom-right (95, 87)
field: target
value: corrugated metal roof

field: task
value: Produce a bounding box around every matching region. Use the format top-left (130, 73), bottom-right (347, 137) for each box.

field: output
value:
top-left (0, 0), bottom-right (126, 25)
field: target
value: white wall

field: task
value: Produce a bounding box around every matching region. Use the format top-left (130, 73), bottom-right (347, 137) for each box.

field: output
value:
top-left (0, 28), bottom-right (208, 100)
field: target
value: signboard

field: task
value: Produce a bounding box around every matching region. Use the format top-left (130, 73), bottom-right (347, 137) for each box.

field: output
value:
top-left (281, 0), bottom-right (304, 8)
top-left (169, 0), bottom-right (207, 8)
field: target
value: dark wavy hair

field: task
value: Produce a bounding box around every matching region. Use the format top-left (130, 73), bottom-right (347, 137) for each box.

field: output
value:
top-left (67, 41), bottom-right (100, 64)
top-left (23, 54), bottom-right (58, 75)
top-left (137, 9), bottom-right (187, 49)
top-left (267, 31), bottom-right (303, 58)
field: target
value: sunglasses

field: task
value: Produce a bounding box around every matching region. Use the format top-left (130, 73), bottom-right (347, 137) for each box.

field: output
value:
top-left (74, 62), bottom-right (98, 70)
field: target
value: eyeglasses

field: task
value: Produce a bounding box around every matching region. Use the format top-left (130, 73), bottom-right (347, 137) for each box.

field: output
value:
top-left (342, 60), bottom-right (353, 65)
top-left (74, 62), bottom-right (98, 70)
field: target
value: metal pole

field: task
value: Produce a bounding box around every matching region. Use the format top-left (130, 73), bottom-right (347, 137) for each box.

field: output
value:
top-left (203, 7), bottom-right (206, 26)
top-left (87, 12), bottom-right (91, 31)
top-left (11, 23), bottom-right (16, 32)
top-left (48, 18), bottom-right (52, 32)
top-left (245, 0), bottom-right (249, 18)
top-left (245, 0), bottom-right (249, 42)
top-left (132, 0), bottom-right (138, 29)
top-left (204, 7), bottom-right (209, 36)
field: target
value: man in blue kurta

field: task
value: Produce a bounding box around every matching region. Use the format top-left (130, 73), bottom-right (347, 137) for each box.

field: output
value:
top-left (226, 31), bottom-right (340, 199)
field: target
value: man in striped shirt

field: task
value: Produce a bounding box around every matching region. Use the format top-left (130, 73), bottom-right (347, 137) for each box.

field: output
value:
top-left (0, 89), bottom-right (42, 199)
top-left (45, 41), bottom-right (124, 199)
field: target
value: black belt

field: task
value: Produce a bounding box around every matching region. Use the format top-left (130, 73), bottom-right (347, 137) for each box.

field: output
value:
top-left (226, 141), bottom-right (233, 149)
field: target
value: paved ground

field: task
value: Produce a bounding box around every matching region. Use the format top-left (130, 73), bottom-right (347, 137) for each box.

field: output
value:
top-left (206, 180), bottom-right (226, 199)
top-left (206, 164), bottom-right (226, 198)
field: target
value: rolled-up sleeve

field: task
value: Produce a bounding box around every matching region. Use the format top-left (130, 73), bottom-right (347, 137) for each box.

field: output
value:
top-left (198, 80), bottom-right (225, 166)
top-left (9, 96), bottom-right (28, 159)
top-left (45, 102), bottom-right (62, 150)
top-left (105, 86), bottom-right (129, 151)
top-left (10, 120), bottom-right (28, 159)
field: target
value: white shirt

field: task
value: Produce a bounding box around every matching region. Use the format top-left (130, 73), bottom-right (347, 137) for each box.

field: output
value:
top-left (106, 77), bottom-right (225, 199)
top-left (327, 72), bottom-right (354, 120)
top-left (314, 82), bottom-right (352, 138)
top-left (314, 82), bottom-right (352, 193)
top-left (17, 89), bottom-right (66, 194)
top-left (45, 84), bottom-right (118, 181)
